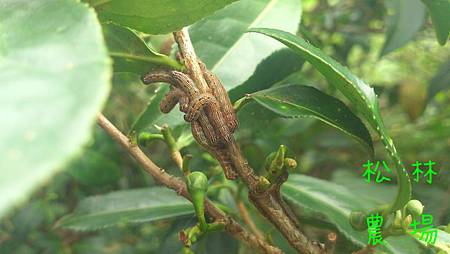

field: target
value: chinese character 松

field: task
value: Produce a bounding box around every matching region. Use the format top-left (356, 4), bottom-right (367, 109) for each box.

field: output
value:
top-left (362, 160), bottom-right (391, 183)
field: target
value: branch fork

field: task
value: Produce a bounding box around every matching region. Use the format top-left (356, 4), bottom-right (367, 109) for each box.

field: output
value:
top-left (101, 27), bottom-right (326, 254)
top-left (150, 28), bottom-right (325, 254)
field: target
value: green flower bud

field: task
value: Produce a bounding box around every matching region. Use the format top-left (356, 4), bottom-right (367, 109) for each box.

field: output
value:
top-left (284, 158), bottom-right (298, 171)
top-left (264, 145), bottom-right (289, 183)
top-left (264, 152), bottom-right (276, 172)
top-left (402, 215), bottom-right (413, 231)
top-left (350, 211), bottom-right (368, 231)
top-left (270, 145), bottom-right (286, 172)
top-left (187, 172), bottom-right (208, 232)
top-left (256, 177), bottom-right (271, 192)
top-left (404, 200), bottom-right (423, 219)
top-left (393, 210), bottom-right (402, 229)
top-left (187, 172), bottom-right (208, 193)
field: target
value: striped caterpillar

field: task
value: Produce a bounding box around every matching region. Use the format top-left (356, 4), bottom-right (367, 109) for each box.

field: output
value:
top-left (143, 69), bottom-right (232, 144)
top-left (185, 93), bottom-right (232, 143)
top-left (142, 66), bottom-right (238, 179)
top-left (142, 70), bottom-right (220, 145)
top-left (192, 121), bottom-right (238, 179)
top-left (174, 53), bottom-right (238, 133)
top-left (198, 61), bottom-right (239, 133)
top-left (160, 86), bottom-right (188, 114)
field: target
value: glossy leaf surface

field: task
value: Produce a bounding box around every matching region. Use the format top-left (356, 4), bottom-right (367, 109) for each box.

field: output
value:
top-left (283, 175), bottom-right (424, 254)
top-left (249, 85), bottom-right (373, 154)
top-left (56, 187), bottom-right (193, 231)
top-left (381, 0), bottom-right (426, 55)
top-left (422, 0), bottom-right (450, 45)
top-left (0, 0), bottom-right (111, 217)
top-left (190, 0), bottom-right (302, 90)
top-left (88, 0), bottom-right (238, 34)
top-left (249, 28), bottom-right (411, 213)
top-left (102, 22), bottom-right (182, 74)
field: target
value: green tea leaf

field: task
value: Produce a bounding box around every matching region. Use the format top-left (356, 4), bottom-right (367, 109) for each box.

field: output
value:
top-left (88, 0), bottom-right (238, 34)
top-left (130, 85), bottom-right (172, 132)
top-left (0, 0), bottom-right (111, 217)
top-left (422, 0), bottom-right (450, 45)
top-left (67, 150), bottom-right (122, 186)
top-left (173, 124), bottom-right (195, 150)
top-left (249, 28), bottom-right (411, 213)
top-left (428, 58), bottom-right (450, 101)
top-left (409, 229), bottom-right (450, 253)
top-left (228, 49), bottom-right (305, 102)
top-left (190, 0), bottom-right (302, 90)
top-left (282, 175), bottom-right (424, 254)
top-left (102, 22), bottom-right (183, 74)
top-left (381, 0), bottom-right (426, 56)
top-left (249, 85), bottom-right (373, 155)
top-left (332, 171), bottom-right (395, 205)
top-left (56, 187), bottom-right (193, 231)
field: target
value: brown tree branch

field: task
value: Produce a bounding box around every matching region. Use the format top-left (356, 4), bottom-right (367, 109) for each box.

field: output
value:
top-left (173, 28), bottom-right (209, 93)
top-left (173, 29), bottom-right (326, 254)
top-left (96, 113), bottom-right (282, 254)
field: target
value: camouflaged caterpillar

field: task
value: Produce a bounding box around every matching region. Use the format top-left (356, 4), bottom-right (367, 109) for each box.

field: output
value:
top-left (142, 70), bottom-right (221, 145)
top-left (142, 66), bottom-right (238, 179)
top-left (185, 93), bottom-right (232, 143)
top-left (160, 87), bottom-right (188, 114)
top-left (192, 121), bottom-right (237, 179)
top-left (143, 66), bottom-right (236, 138)
top-left (142, 70), bottom-right (199, 97)
top-left (198, 61), bottom-right (238, 133)
top-left (185, 93), bottom-right (218, 122)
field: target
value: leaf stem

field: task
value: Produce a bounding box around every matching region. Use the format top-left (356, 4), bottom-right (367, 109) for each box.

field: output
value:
top-left (109, 52), bottom-right (184, 71)
top-left (160, 124), bottom-right (183, 170)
